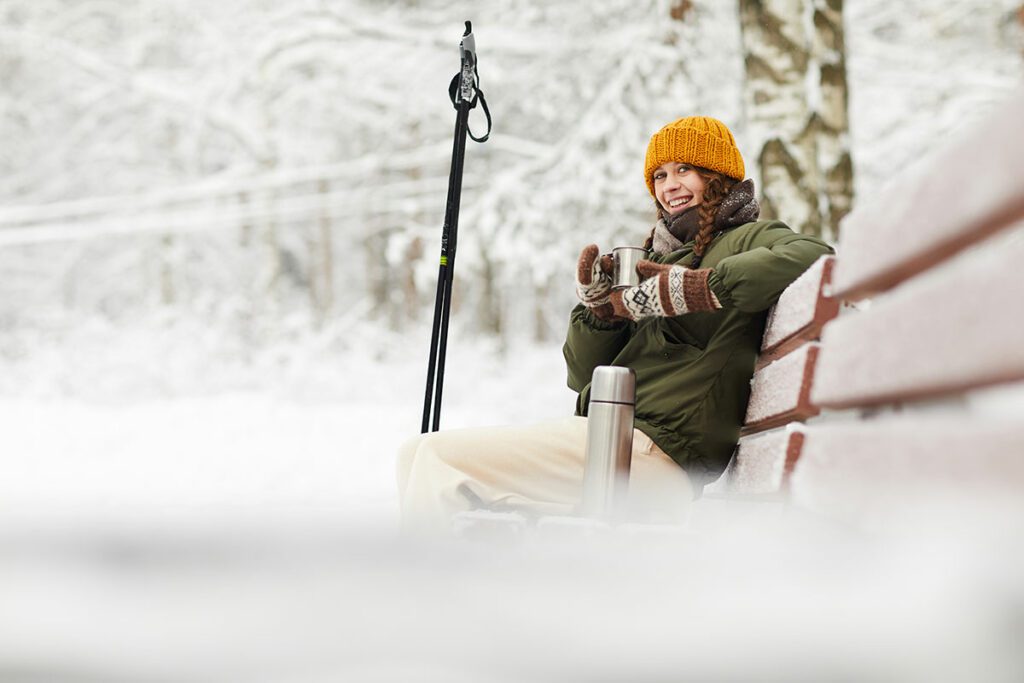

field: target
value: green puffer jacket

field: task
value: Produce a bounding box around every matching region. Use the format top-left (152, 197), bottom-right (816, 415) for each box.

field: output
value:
top-left (563, 219), bottom-right (834, 488)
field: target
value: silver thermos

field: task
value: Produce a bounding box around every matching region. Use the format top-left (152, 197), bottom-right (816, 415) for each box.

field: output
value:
top-left (580, 366), bottom-right (636, 519)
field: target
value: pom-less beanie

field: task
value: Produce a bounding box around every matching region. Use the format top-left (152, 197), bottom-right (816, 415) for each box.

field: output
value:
top-left (644, 116), bottom-right (746, 196)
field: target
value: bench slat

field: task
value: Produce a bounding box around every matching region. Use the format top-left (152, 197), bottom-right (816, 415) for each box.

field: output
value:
top-left (789, 418), bottom-right (1024, 525)
top-left (744, 343), bottom-right (820, 433)
top-left (708, 426), bottom-right (805, 496)
top-left (811, 225), bottom-right (1024, 409)
top-left (759, 255), bottom-right (839, 366)
top-left (831, 88), bottom-right (1024, 301)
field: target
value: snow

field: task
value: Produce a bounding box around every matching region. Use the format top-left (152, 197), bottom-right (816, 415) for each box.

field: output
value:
top-left (3, 486), bottom-right (1024, 682)
top-left (5, 319), bottom-right (1024, 681)
top-left (0, 323), bottom-right (574, 527)
top-left (833, 89), bottom-right (1024, 298)
top-left (1, 1), bottom-right (1024, 679)
top-left (705, 424), bottom-right (801, 495)
top-left (745, 342), bottom-right (816, 425)
top-left (812, 224), bottom-right (1024, 407)
top-left (761, 254), bottom-right (833, 350)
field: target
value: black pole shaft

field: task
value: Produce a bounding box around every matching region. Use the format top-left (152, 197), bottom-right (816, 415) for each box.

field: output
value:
top-left (421, 122), bottom-right (460, 433)
top-left (431, 103), bottom-right (469, 432)
top-left (422, 96), bottom-right (471, 433)
top-left (421, 266), bottom-right (447, 433)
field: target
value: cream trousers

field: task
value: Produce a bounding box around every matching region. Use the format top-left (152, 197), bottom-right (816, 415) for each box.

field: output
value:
top-left (397, 416), bottom-right (693, 534)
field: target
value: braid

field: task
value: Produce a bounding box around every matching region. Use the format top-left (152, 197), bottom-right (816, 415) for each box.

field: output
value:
top-left (692, 170), bottom-right (737, 259)
top-left (642, 228), bottom-right (655, 251)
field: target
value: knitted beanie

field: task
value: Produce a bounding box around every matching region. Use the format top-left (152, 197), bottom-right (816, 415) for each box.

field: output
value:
top-left (644, 116), bottom-right (745, 196)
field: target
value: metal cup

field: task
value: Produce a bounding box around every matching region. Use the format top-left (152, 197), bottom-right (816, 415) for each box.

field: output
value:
top-left (612, 246), bottom-right (649, 290)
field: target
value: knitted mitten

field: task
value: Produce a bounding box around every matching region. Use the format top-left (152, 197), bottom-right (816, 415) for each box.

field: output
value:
top-left (610, 260), bottom-right (721, 321)
top-left (575, 244), bottom-right (617, 321)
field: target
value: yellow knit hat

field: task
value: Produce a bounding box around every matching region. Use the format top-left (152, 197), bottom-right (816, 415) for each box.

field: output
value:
top-left (644, 116), bottom-right (746, 196)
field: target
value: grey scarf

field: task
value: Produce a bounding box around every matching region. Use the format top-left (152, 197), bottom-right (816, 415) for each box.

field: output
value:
top-left (651, 179), bottom-right (761, 256)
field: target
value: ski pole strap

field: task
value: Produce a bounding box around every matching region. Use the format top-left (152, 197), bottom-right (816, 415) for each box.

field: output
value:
top-left (468, 89), bottom-right (491, 142)
top-left (447, 78), bottom-right (491, 143)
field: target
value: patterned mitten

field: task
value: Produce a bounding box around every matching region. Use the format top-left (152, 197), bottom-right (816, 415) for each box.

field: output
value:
top-left (609, 260), bottom-right (721, 321)
top-left (575, 244), bottom-right (617, 321)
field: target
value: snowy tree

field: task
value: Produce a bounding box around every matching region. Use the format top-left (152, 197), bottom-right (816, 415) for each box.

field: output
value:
top-left (0, 0), bottom-right (1021, 373)
top-left (738, 0), bottom-right (824, 238)
top-left (811, 0), bottom-right (853, 240)
top-left (737, 0), bottom-right (853, 241)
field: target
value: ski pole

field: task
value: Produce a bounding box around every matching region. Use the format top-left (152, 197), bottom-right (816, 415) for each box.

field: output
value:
top-left (421, 21), bottom-right (491, 434)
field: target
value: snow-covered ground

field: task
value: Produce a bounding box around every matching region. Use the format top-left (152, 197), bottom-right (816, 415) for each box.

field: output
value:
top-left (3, 324), bottom-right (1024, 682)
top-left (0, 324), bottom-right (575, 530)
top-left (3, 470), bottom-right (1023, 682)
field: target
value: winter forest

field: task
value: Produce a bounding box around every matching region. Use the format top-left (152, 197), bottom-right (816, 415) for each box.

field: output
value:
top-left (2, 0), bottom-right (1022, 402)
top-left (3, 1), bottom-right (1024, 679)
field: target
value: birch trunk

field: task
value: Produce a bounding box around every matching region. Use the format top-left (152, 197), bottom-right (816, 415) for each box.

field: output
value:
top-left (738, 0), bottom-right (822, 237)
top-left (811, 0), bottom-right (854, 241)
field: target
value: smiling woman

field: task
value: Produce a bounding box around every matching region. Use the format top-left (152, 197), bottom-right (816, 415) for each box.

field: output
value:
top-left (653, 162), bottom-right (706, 213)
top-left (640, 117), bottom-right (756, 267)
top-left (397, 115), bottom-right (834, 535)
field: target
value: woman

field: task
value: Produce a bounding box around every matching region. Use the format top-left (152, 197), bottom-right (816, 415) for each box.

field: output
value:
top-left (398, 116), bottom-right (833, 533)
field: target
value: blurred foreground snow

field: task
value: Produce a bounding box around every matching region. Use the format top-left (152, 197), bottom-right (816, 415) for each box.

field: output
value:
top-left (2, 498), bottom-right (1023, 682)
top-left (2, 327), bottom-right (1024, 681)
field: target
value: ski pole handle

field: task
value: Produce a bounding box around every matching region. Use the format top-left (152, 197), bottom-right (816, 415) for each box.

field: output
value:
top-left (447, 20), bottom-right (489, 142)
top-left (459, 21), bottom-right (477, 104)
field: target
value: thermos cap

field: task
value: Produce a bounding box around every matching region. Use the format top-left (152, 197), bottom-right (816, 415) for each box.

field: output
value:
top-left (590, 366), bottom-right (636, 404)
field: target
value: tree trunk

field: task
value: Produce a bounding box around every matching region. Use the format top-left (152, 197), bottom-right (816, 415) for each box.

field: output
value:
top-left (160, 234), bottom-right (175, 305)
top-left (402, 235), bottom-right (423, 324)
top-left (365, 225), bottom-right (391, 326)
top-left (238, 191), bottom-right (253, 247)
top-left (261, 184), bottom-right (282, 317)
top-left (476, 247), bottom-right (501, 336)
top-left (811, 0), bottom-right (854, 241)
top-left (313, 178), bottom-right (334, 324)
top-left (738, 0), bottom-right (822, 237)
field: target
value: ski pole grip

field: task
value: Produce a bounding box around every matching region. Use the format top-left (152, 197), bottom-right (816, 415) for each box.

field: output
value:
top-left (458, 21), bottom-right (477, 103)
top-left (580, 366), bottom-right (636, 520)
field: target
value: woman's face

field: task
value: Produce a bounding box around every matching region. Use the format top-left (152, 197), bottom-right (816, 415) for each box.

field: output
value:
top-left (653, 162), bottom-right (706, 216)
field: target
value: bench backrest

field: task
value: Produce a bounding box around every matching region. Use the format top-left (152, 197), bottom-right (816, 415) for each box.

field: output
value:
top-left (707, 88), bottom-right (1024, 526)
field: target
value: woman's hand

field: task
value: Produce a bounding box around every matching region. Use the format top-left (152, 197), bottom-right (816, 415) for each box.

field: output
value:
top-left (575, 244), bottom-right (618, 321)
top-left (610, 260), bottom-right (721, 321)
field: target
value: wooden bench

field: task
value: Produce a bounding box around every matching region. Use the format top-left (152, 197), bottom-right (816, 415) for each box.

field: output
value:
top-left (704, 87), bottom-right (1024, 529)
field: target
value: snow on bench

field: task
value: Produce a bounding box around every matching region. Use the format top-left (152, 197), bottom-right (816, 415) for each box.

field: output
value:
top-left (789, 419), bottom-right (1024, 529)
top-left (706, 255), bottom-right (837, 499)
top-left (830, 88), bottom-right (1024, 300)
top-left (744, 340), bottom-right (820, 431)
top-left (757, 255), bottom-right (839, 367)
top-left (709, 87), bottom-right (1024, 526)
top-left (811, 229), bottom-right (1024, 408)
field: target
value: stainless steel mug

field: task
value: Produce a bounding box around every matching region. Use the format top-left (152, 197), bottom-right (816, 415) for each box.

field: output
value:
top-left (580, 366), bottom-right (636, 519)
top-left (612, 246), bottom-right (648, 290)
